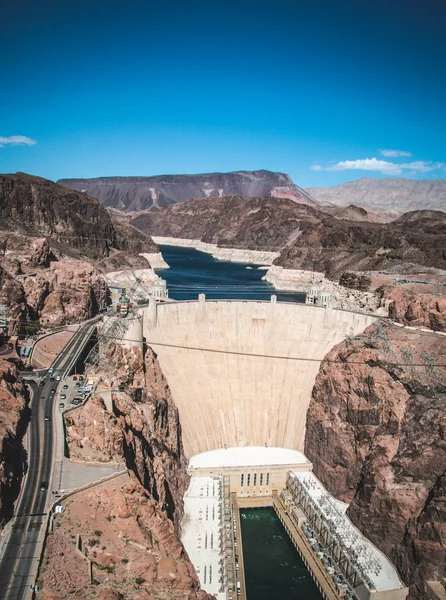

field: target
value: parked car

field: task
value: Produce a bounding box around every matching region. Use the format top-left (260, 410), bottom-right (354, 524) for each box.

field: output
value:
top-left (59, 402), bottom-right (65, 409)
top-left (78, 386), bottom-right (92, 393)
top-left (60, 393), bottom-right (66, 399)
top-left (75, 382), bottom-right (81, 387)
top-left (79, 376), bottom-right (84, 381)
top-left (63, 384), bottom-right (68, 389)
top-left (71, 399), bottom-right (81, 405)
top-left (72, 376), bottom-right (78, 381)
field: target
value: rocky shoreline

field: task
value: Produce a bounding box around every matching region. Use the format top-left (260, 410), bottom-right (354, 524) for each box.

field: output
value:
top-left (263, 265), bottom-right (384, 313)
top-left (152, 237), bottom-right (385, 314)
top-left (139, 251), bottom-right (170, 270)
top-left (152, 236), bottom-right (280, 265)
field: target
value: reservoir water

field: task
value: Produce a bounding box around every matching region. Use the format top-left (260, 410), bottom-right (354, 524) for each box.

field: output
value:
top-left (157, 244), bottom-right (306, 303)
top-left (240, 508), bottom-right (323, 600)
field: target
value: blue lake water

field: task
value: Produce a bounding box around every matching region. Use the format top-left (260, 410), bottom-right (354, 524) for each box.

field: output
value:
top-left (157, 244), bottom-right (306, 303)
top-left (240, 508), bottom-right (323, 600)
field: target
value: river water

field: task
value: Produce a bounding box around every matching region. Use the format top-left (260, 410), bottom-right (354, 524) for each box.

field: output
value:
top-left (157, 244), bottom-right (306, 303)
top-left (240, 508), bottom-right (323, 600)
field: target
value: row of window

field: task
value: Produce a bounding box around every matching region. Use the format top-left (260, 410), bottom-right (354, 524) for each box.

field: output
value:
top-left (240, 473), bottom-right (270, 487)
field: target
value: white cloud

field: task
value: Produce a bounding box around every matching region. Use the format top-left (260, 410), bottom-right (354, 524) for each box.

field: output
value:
top-left (327, 158), bottom-right (402, 174)
top-left (311, 157), bottom-right (446, 176)
top-left (401, 160), bottom-right (446, 173)
top-left (380, 149), bottom-right (412, 157)
top-left (0, 135), bottom-right (37, 148)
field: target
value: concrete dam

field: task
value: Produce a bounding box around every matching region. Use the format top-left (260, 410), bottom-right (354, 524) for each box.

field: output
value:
top-left (117, 298), bottom-right (407, 599)
top-left (142, 298), bottom-right (375, 457)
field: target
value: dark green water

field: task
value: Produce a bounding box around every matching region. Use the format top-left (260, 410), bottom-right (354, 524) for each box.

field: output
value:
top-left (157, 244), bottom-right (306, 303)
top-left (240, 508), bottom-right (323, 600)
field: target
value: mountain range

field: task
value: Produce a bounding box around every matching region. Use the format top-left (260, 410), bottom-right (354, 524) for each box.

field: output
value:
top-left (58, 170), bottom-right (320, 211)
top-left (58, 171), bottom-right (446, 215)
top-left (306, 177), bottom-right (446, 213)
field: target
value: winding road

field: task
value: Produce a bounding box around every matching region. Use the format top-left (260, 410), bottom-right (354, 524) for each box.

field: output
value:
top-left (0, 319), bottom-right (99, 600)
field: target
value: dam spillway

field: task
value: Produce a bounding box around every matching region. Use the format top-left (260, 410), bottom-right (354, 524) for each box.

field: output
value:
top-left (142, 298), bottom-right (376, 457)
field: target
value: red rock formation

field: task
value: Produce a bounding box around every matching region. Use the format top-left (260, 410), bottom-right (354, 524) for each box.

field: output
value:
top-left (66, 344), bottom-right (188, 528)
top-left (0, 359), bottom-right (29, 525)
top-left (305, 323), bottom-right (446, 597)
top-left (39, 473), bottom-right (213, 600)
top-left (64, 396), bottom-right (124, 463)
top-left (56, 345), bottom-right (203, 598)
top-left (388, 291), bottom-right (446, 331)
top-left (0, 173), bottom-right (158, 332)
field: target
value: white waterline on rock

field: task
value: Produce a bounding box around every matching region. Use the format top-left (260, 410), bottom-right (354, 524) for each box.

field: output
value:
top-left (152, 236), bottom-right (280, 265)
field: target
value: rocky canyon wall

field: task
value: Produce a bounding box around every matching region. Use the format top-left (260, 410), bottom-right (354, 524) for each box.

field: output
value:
top-left (388, 291), bottom-right (446, 332)
top-left (304, 322), bottom-right (446, 598)
top-left (66, 343), bottom-right (188, 526)
top-left (39, 473), bottom-right (213, 600)
top-left (0, 359), bottom-right (29, 526)
top-left (0, 173), bottom-right (158, 332)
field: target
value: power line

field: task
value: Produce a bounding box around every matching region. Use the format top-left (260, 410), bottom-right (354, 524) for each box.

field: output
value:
top-left (8, 317), bottom-right (446, 367)
top-left (95, 333), bottom-right (446, 367)
top-left (40, 327), bottom-right (443, 369)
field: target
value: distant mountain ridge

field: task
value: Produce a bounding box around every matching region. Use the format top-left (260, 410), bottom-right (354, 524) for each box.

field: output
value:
top-left (306, 177), bottom-right (446, 213)
top-left (58, 170), bottom-right (321, 212)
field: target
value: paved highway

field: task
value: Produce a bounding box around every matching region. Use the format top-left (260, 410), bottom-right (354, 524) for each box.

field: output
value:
top-left (0, 319), bottom-right (99, 600)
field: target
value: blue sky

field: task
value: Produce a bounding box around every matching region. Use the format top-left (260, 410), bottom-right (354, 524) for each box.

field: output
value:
top-left (1, 0), bottom-right (445, 187)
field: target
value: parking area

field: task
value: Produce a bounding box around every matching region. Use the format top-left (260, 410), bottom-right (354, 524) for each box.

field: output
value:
top-left (54, 372), bottom-right (93, 413)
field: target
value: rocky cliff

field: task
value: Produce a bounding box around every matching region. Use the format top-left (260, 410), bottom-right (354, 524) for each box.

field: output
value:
top-left (306, 177), bottom-right (446, 213)
top-left (58, 169), bottom-right (321, 211)
top-left (66, 342), bottom-right (188, 528)
top-left (388, 291), bottom-right (446, 332)
top-left (54, 342), bottom-right (206, 598)
top-left (39, 473), bottom-right (213, 600)
top-left (305, 323), bottom-right (446, 597)
top-left (0, 359), bottom-right (29, 526)
top-left (0, 234), bottom-right (109, 332)
top-left (0, 173), bottom-right (117, 259)
top-left (0, 173), bottom-right (158, 331)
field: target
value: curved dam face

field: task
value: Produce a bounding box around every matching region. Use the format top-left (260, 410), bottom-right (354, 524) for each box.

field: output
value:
top-left (142, 300), bottom-right (375, 457)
